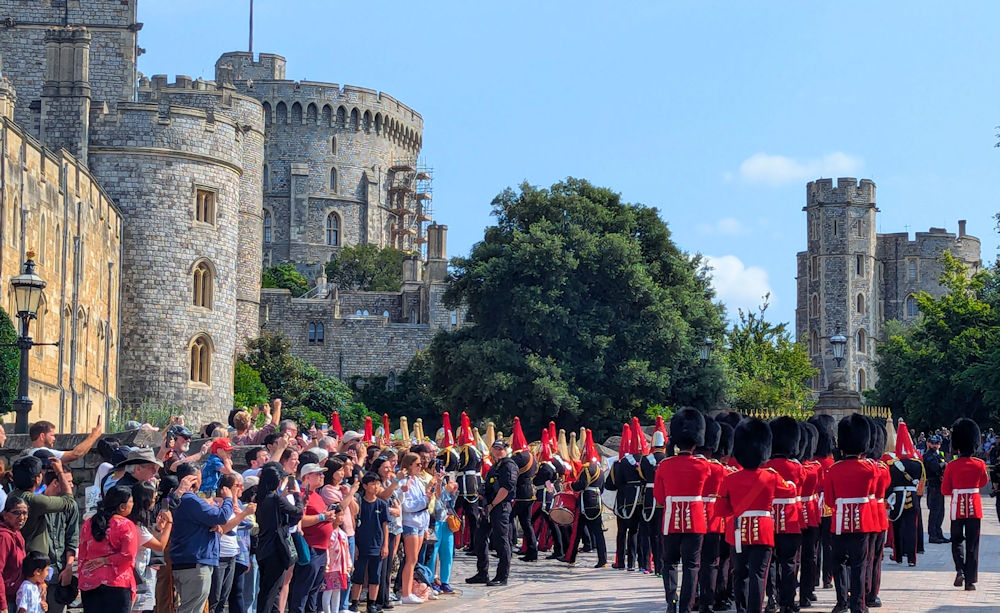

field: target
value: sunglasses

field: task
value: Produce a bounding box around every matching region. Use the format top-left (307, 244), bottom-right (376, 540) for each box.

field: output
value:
top-left (6, 510), bottom-right (27, 516)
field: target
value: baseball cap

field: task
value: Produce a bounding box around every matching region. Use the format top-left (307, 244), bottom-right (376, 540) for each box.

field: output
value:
top-left (492, 439), bottom-right (509, 449)
top-left (928, 434), bottom-right (942, 444)
top-left (342, 431), bottom-right (362, 443)
top-left (210, 438), bottom-right (234, 454)
top-left (299, 463), bottom-right (326, 477)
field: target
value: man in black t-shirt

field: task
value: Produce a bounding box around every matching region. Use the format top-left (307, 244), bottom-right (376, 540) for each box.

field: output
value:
top-left (349, 473), bottom-right (389, 612)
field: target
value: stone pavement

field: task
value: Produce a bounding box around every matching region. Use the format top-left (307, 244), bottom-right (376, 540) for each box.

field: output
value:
top-left (414, 495), bottom-right (1000, 612)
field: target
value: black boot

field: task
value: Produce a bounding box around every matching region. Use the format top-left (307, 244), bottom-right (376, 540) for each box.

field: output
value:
top-left (465, 572), bottom-right (489, 584)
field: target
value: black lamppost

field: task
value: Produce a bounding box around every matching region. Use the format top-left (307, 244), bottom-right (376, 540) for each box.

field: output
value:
top-left (10, 252), bottom-right (47, 434)
top-left (830, 324), bottom-right (847, 367)
top-left (700, 337), bottom-right (714, 365)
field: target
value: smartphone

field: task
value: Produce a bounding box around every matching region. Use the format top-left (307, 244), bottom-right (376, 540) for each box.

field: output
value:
top-left (434, 459), bottom-right (445, 472)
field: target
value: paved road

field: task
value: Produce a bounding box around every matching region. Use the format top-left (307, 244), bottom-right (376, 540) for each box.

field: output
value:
top-left (416, 495), bottom-right (1000, 612)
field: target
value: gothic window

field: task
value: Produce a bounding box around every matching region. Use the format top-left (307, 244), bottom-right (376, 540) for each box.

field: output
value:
top-left (263, 210), bottom-right (272, 244)
top-left (810, 294), bottom-right (819, 317)
top-left (325, 212), bottom-right (340, 246)
top-left (857, 369), bottom-right (866, 391)
top-left (189, 334), bottom-right (212, 385)
top-left (276, 102), bottom-right (287, 123)
top-left (337, 106), bottom-right (347, 127)
top-left (195, 189), bottom-right (216, 224)
top-left (350, 108), bottom-right (359, 130)
top-left (810, 256), bottom-right (819, 280)
top-left (451, 310), bottom-right (458, 326)
top-left (308, 322), bottom-right (323, 343)
top-left (192, 261), bottom-right (213, 309)
top-left (291, 102), bottom-right (302, 124)
top-left (856, 254), bottom-right (864, 276)
top-left (362, 310), bottom-right (370, 316)
top-left (907, 259), bottom-right (918, 281)
top-left (330, 168), bottom-right (337, 192)
top-left (363, 110), bottom-right (372, 133)
top-left (856, 329), bottom-right (866, 353)
top-left (856, 294), bottom-right (865, 314)
top-left (906, 295), bottom-right (918, 317)
top-left (306, 103), bottom-right (317, 123)
top-left (331, 137), bottom-right (337, 155)
top-left (262, 101), bottom-right (272, 125)
top-left (316, 323), bottom-right (324, 342)
top-left (375, 113), bottom-right (383, 135)
top-left (811, 331), bottom-right (819, 355)
top-left (322, 105), bottom-right (332, 125)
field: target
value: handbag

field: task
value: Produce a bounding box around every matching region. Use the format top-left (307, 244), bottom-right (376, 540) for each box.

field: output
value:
top-left (292, 530), bottom-right (311, 566)
top-left (446, 512), bottom-right (462, 533)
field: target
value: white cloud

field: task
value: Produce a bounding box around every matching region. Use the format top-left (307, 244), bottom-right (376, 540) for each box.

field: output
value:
top-left (699, 217), bottom-right (747, 236)
top-left (737, 152), bottom-right (863, 186)
top-left (704, 255), bottom-right (773, 315)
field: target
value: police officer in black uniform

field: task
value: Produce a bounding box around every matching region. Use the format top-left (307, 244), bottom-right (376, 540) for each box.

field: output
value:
top-left (466, 439), bottom-right (518, 586)
top-left (923, 434), bottom-right (948, 543)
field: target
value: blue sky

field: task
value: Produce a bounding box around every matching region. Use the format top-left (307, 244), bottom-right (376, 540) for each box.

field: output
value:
top-left (137, 2), bottom-right (1000, 329)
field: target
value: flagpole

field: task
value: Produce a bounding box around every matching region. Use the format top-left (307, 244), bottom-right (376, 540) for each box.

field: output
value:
top-left (249, 0), bottom-right (254, 54)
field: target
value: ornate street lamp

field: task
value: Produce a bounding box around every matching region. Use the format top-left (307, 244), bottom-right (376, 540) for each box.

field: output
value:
top-left (700, 337), bottom-right (714, 365)
top-left (8, 252), bottom-right (53, 434)
top-left (830, 323), bottom-right (847, 367)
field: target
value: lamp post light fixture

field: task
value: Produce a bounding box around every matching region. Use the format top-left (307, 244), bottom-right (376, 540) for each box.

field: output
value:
top-left (700, 337), bottom-right (714, 365)
top-left (830, 323), bottom-right (847, 368)
top-left (8, 252), bottom-right (56, 434)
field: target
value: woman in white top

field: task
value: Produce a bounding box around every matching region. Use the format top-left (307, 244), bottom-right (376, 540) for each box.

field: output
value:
top-left (125, 482), bottom-right (172, 613)
top-left (397, 453), bottom-right (441, 605)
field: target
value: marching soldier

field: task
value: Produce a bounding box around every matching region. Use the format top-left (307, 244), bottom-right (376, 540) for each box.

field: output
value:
top-left (563, 429), bottom-right (608, 568)
top-left (455, 412), bottom-right (483, 551)
top-left (654, 408), bottom-right (711, 613)
top-left (509, 418), bottom-right (539, 562)
top-left (531, 429), bottom-right (567, 559)
top-left (808, 414), bottom-right (837, 591)
top-left (762, 417), bottom-right (805, 613)
top-left (923, 434), bottom-right (948, 543)
top-left (864, 418), bottom-right (890, 610)
top-left (695, 419), bottom-right (726, 613)
top-left (713, 422), bottom-right (738, 612)
top-left (797, 422), bottom-right (822, 610)
top-left (640, 419), bottom-right (669, 576)
top-left (941, 417), bottom-right (989, 591)
top-left (887, 420), bottom-right (923, 566)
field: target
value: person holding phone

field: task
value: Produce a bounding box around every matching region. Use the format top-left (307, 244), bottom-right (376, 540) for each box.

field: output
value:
top-left (398, 453), bottom-right (441, 605)
top-left (255, 464), bottom-right (303, 613)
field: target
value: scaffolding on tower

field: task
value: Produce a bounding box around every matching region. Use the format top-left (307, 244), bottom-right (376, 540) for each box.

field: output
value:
top-left (413, 161), bottom-right (433, 256)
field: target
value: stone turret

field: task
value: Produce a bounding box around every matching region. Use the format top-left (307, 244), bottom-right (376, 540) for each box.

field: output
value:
top-left (426, 223), bottom-right (448, 282)
top-left (40, 28), bottom-right (92, 159)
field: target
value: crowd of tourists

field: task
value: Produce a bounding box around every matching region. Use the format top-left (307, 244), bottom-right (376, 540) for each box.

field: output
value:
top-left (0, 401), bottom-right (993, 613)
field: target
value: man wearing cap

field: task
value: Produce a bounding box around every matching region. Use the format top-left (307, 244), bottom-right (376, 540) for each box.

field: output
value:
top-left (289, 463), bottom-right (332, 613)
top-left (466, 439), bottom-right (517, 586)
top-left (159, 424), bottom-right (197, 473)
top-left (924, 435), bottom-right (948, 543)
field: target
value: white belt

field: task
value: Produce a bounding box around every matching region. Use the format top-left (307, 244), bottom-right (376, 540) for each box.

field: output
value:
top-left (585, 487), bottom-right (601, 492)
top-left (801, 494), bottom-right (818, 502)
top-left (735, 511), bottom-right (770, 553)
top-left (645, 483), bottom-right (655, 488)
top-left (662, 496), bottom-right (704, 535)
top-left (951, 488), bottom-right (980, 520)
top-left (463, 470), bottom-right (479, 476)
top-left (772, 497), bottom-right (798, 505)
top-left (891, 486), bottom-right (917, 492)
top-left (834, 497), bottom-right (870, 535)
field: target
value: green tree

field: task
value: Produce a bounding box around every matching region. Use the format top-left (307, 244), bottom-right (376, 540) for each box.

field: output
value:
top-left (325, 244), bottom-right (407, 292)
top-left (429, 178), bottom-right (726, 439)
top-left (723, 296), bottom-right (817, 414)
top-left (242, 333), bottom-right (375, 429)
top-left (869, 252), bottom-right (1000, 431)
top-left (351, 350), bottom-right (440, 423)
top-left (0, 308), bottom-right (17, 415)
top-left (262, 263), bottom-right (310, 297)
top-left (233, 361), bottom-right (269, 408)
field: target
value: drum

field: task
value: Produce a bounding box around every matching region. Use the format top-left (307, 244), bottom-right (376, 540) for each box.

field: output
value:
top-left (550, 491), bottom-right (578, 526)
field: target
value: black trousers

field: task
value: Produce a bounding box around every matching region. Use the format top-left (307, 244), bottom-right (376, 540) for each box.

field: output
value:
top-left (456, 496), bottom-right (478, 548)
top-left (734, 544), bottom-right (771, 613)
top-left (698, 533), bottom-right (722, 608)
top-left (772, 533), bottom-right (801, 608)
top-left (81, 585), bottom-right (132, 613)
top-left (831, 532), bottom-right (866, 613)
top-left (475, 502), bottom-right (513, 580)
top-left (662, 533), bottom-right (702, 613)
top-left (376, 533), bottom-right (400, 607)
top-left (951, 517), bottom-right (981, 584)
top-left (565, 511), bottom-right (607, 565)
top-left (646, 508), bottom-right (664, 575)
top-left (289, 548), bottom-right (326, 613)
top-left (866, 531), bottom-right (885, 605)
top-left (799, 526), bottom-right (819, 601)
top-left (637, 515), bottom-right (652, 570)
top-left (229, 562), bottom-right (248, 613)
top-left (615, 514), bottom-right (640, 567)
top-left (819, 517), bottom-right (834, 586)
top-left (257, 554), bottom-right (292, 613)
top-left (716, 539), bottom-right (733, 605)
top-left (530, 503), bottom-right (565, 556)
top-left (915, 494), bottom-right (925, 552)
top-left (926, 486), bottom-right (945, 540)
top-left (891, 507), bottom-right (918, 562)
top-left (512, 500), bottom-right (537, 554)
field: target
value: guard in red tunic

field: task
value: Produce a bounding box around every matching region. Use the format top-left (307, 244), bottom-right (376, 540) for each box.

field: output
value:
top-left (941, 417), bottom-right (989, 591)
top-left (761, 417), bottom-right (805, 613)
top-left (654, 408), bottom-right (711, 613)
top-left (640, 420), bottom-right (669, 576)
top-left (808, 414), bottom-right (837, 591)
top-left (797, 421), bottom-right (821, 609)
top-left (715, 417), bottom-right (791, 613)
top-left (695, 419), bottom-right (726, 613)
top-left (824, 413), bottom-right (878, 613)
top-left (863, 418), bottom-right (890, 609)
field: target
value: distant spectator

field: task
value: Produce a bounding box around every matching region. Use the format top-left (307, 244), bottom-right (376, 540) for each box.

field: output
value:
top-left (78, 486), bottom-right (138, 613)
top-left (280, 450), bottom-right (300, 480)
top-left (201, 422), bottom-right (224, 440)
top-left (27, 420), bottom-right (103, 465)
top-left (93, 438), bottom-right (121, 492)
top-left (127, 482), bottom-right (173, 613)
top-left (289, 464), bottom-right (331, 613)
top-left (9, 456), bottom-right (75, 555)
top-left (41, 464), bottom-right (80, 613)
top-left (200, 439), bottom-right (234, 496)
top-left (0, 495), bottom-right (28, 613)
top-left (114, 449), bottom-right (164, 492)
top-left (231, 400), bottom-right (282, 447)
top-left (255, 464), bottom-right (303, 613)
top-left (242, 448), bottom-right (270, 480)
top-left (208, 474), bottom-right (255, 613)
top-left (157, 425), bottom-right (199, 474)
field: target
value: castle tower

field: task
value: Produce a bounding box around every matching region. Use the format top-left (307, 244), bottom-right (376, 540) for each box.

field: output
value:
top-left (796, 178), bottom-right (878, 393)
top-left (39, 28), bottom-right (91, 160)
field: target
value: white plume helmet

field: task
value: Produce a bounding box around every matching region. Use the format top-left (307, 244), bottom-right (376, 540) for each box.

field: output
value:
top-left (651, 430), bottom-right (666, 448)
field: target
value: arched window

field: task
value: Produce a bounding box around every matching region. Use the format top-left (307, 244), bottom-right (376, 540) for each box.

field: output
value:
top-left (329, 168), bottom-right (337, 191)
top-left (350, 108), bottom-right (359, 130)
top-left (856, 329), bottom-right (866, 353)
top-left (382, 310), bottom-right (390, 318)
top-left (811, 331), bottom-right (819, 355)
top-left (856, 293), bottom-right (865, 314)
top-left (331, 137), bottom-right (336, 154)
top-left (275, 102), bottom-right (287, 123)
top-left (810, 294), bottom-right (819, 317)
top-left (306, 103), bottom-right (317, 123)
top-left (906, 295), bottom-right (918, 317)
top-left (291, 102), bottom-right (302, 124)
top-left (363, 110), bottom-right (372, 132)
top-left (262, 101), bottom-right (272, 125)
top-left (337, 106), bottom-right (347, 127)
top-left (189, 334), bottom-right (212, 385)
top-left (857, 369), bottom-right (866, 391)
top-left (263, 210), bottom-right (272, 244)
top-left (325, 212), bottom-right (339, 246)
top-left (195, 189), bottom-right (216, 224)
top-left (308, 323), bottom-right (316, 343)
top-left (321, 105), bottom-right (332, 125)
top-left (192, 261), bottom-right (213, 308)
top-left (316, 323), bottom-right (324, 343)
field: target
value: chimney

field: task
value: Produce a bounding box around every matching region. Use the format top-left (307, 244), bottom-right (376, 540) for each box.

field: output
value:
top-left (426, 224), bottom-right (448, 282)
top-left (958, 220), bottom-right (967, 237)
top-left (40, 28), bottom-right (92, 159)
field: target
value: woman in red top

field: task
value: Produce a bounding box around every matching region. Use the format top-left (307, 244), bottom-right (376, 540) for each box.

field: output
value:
top-left (79, 485), bottom-right (139, 613)
top-left (0, 495), bottom-right (28, 612)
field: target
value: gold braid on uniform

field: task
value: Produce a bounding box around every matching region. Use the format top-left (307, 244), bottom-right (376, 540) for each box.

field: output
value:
top-left (582, 463), bottom-right (602, 521)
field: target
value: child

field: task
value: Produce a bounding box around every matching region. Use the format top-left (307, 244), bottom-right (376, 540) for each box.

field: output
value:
top-left (17, 551), bottom-right (50, 613)
top-left (322, 505), bottom-right (352, 613)
top-left (199, 438), bottom-right (234, 495)
top-left (349, 473), bottom-right (389, 613)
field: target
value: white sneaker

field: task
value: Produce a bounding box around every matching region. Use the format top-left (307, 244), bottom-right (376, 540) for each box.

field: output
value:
top-left (400, 595), bottom-right (425, 605)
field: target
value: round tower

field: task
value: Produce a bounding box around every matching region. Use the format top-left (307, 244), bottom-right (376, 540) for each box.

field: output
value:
top-left (88, 93), bottom-right (250, 423)
top-left (803, 178), bottom-right (878, 393)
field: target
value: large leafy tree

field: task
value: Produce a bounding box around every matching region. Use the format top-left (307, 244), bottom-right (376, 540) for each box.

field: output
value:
top-left (351, 351), bottom-right (439, 424)
top-left (326, 244), bottom-right (407, 292)
top-left (869, 252), bottom-right (1000, 431)
top-left (724, 296), bottom-right (817, 414)
top-left (0, 308), bottom-right (18, 415)
top-left (429, 178), bottom-right (726, 438)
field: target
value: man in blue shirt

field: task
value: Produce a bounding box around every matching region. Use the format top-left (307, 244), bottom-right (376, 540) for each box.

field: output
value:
top-left (170, 465), bottom-right (234, 613)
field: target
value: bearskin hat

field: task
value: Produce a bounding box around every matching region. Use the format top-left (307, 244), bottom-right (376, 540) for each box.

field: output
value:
top-left (698, 419), bottom-right (721, 455)
top-left (809, 414), bottom-right (836, 457)
top-left (799, 422), bottom-right (818, 460)
top-left (837, 413), bottom-right (870, 456)
top-left (717, 423), bottom-right (734, 458)
top-left (714, 411), bottom-right (742, 430)
top-left (867, 417), bottom-right (886, 458)
top-left (769, 416), bottom-right (800, 457)
top-left (733, 417), bottom-right (772, 469)
top-left (670, 408), bottom-right (706, 450)
top-left (951, 418), bottom-right (981, 456)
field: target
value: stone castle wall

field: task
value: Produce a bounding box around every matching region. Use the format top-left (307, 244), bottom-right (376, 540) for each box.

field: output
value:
top-left (88, 102), bottom-right (246, 425)
top-left (0, 116), bottom-right (121, 432)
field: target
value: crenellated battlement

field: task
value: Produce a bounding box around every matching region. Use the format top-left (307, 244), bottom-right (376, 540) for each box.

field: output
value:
top-left (807, 177), bottom-right (876, 206)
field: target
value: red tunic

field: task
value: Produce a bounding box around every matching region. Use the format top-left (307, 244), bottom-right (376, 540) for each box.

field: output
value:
top-left (815, 455), bottom-right (835, 519)
top-left (715, 467), bottom-right (786, 549)
top-left (762, 457), bottom-right (805, 534)
top-left (800, 459), bottom-right (822, 529)
top-left (941, 456), bottom-right (989, 520)
top-left (653, 453), bottom-right (711, 534)
top-left (702, 458), bottom-right (729, 534)
top-left (824, 457), bottom-right (878, 534)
